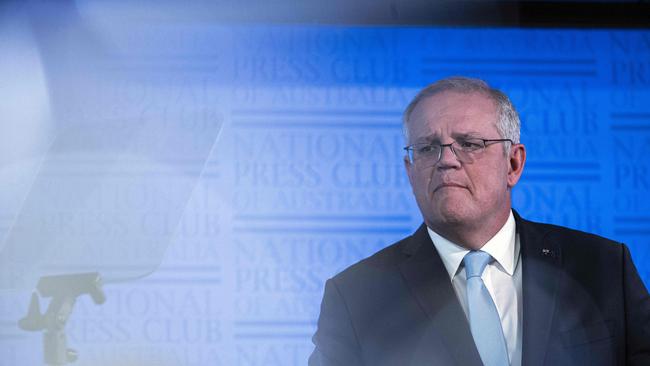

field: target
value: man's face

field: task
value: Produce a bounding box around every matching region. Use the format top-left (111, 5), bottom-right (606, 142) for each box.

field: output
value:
top-left (404, 91), bottom-right (525, 235)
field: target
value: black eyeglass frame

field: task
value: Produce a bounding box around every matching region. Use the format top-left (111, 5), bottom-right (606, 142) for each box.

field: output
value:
top-left (403, 138), bottom-right (514, 165)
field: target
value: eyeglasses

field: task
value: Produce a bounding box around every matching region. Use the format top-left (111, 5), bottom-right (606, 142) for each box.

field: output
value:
top-left (404, 138), bottom-right (513, 167)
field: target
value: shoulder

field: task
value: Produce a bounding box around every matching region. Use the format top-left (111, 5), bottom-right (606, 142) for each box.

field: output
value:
top-left (518, 215), bottom-right (624, 262)
top-left (328, 225), bottom-right (426, 290)
top-left (331, 235), bottom-right (408, 284)
top-left (521, 216), bottom-right (618, 244)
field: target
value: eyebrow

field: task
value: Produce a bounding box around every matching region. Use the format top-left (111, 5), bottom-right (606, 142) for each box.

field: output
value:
top-left (413, 131), bottom-right (483, 144)
top-left (451, 131), bottom-right (483, 139)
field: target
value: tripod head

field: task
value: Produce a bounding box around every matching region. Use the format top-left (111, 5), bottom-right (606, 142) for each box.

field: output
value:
top-left (19, 272), bottom-right (105, 365)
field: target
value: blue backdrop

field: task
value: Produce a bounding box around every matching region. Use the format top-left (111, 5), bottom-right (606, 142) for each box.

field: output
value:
top-left (1, 18), bottom-right (648, 366)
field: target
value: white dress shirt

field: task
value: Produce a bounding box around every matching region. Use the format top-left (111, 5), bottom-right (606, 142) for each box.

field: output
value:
top-left (427, 210), bottom-right (522, 366)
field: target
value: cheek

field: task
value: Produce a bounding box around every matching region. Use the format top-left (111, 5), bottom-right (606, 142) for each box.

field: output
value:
top-left (471, 169), bottom-right (508, 199)
top-left (414, 170), bottom-right (434, 198)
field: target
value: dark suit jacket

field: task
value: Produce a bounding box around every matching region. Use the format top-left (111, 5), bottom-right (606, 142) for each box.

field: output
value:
top-left (309, 212), bottom-right (650, 365)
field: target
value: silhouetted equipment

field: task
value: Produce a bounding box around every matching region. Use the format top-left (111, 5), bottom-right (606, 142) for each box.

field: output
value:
top-left (19, 273), bottom-right (105, 366)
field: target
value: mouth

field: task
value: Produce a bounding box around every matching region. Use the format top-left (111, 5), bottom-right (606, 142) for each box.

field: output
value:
top-left (433, 183), bottom-right (468, 193)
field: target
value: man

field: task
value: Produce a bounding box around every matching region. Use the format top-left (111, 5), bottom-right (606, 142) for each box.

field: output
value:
top-left (309, 77), bottom-right (650, 366)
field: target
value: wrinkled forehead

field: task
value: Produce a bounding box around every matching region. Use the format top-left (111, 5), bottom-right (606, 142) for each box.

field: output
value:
top-left (406, 91), bottom-right (499, 143)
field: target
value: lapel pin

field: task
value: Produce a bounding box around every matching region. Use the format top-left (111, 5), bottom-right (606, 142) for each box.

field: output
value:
top-left (541, 248), bottom-right (557, 258)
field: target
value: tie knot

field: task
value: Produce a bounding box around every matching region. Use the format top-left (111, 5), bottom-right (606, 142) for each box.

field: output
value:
top-left (463, 250), bottom-right (492, 278)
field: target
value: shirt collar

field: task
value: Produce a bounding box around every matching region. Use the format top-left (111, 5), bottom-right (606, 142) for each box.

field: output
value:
top-left (427, 210), bottom-right (517, 280)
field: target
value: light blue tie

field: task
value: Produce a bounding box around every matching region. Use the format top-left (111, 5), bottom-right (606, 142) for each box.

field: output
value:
top-left (463, 250), bottom-right (510, 366)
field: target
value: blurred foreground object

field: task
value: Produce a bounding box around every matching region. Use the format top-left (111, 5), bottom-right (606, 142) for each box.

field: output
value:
top-left (19, 273), bottom-right (105, 365)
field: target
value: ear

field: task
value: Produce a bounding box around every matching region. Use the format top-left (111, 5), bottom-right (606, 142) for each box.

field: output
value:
top-left (506, 143), bottom-right (526, 188)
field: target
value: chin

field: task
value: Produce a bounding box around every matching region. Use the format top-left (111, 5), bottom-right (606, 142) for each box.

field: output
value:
top-left (432, 204), bottom-right (473, 226)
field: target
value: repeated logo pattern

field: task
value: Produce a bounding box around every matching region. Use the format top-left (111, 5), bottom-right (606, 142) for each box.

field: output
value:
top-left (1, 26), bottom-right (648, 365)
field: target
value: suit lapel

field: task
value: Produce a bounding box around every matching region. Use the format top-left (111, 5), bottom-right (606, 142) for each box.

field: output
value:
top-left (398, 224), bottom-right (483, 366)
top-left (516, 212), bottom-right (562, 366)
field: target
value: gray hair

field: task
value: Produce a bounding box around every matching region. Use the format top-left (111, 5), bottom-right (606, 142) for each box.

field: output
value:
top-left (402, 77), bottom-right (520, 152)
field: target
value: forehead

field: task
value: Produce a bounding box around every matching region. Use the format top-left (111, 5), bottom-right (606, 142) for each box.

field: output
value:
top-left (407, 91), bottom-right (499, 141)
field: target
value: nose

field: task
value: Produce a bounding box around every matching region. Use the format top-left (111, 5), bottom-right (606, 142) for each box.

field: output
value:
top-left (437, 143), bottom-right (461, 168)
